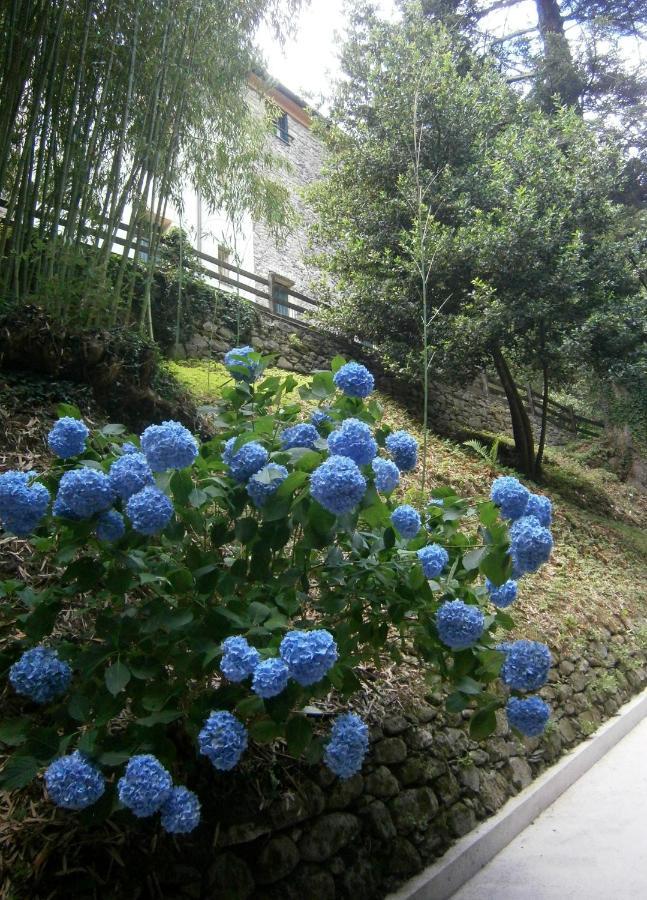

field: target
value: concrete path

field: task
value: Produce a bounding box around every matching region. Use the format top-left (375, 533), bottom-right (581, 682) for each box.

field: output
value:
top-left (451, 715), bottom-right (647, 900)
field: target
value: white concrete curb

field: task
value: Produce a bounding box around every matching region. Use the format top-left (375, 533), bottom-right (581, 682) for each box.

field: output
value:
top-left (388, 686), bottom-right (647, 900)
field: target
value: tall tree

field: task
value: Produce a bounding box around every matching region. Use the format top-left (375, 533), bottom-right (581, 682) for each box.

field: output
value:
top-left (308, 2), bottom-right (639, 477)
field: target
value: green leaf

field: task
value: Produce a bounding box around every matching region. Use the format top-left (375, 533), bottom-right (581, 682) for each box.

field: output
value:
top-left (462, 546), bottom-right (487, 571)
top-left (454, 676), bottom-right (483, 696)
top-left (469, 704), bottom-right (499, 740)
top-left (285, 715), bottom-right (313, 757)
top-left (236, 696), bottom-right (265, 718)
top-left (170, 470), bottom-right (194, 506)
top-left (479, 547), bottom-right (512, 585)
top-left (478, 501), bottom-right (499, 527)
top-left (56, 402), bottom-right (82, 420)
top-left (383, 526), bottom-right (396, 549)
top-left (68, 693), bottom-right (92, 722)
top-left (276, 470), bottom-right (308, 498)
top-left (26, 727), bottom-right (60, 762)
top-left (446, 692), bottom-right (470, 713)
top-left (0, 719), bottom-right (29, 747)
top-left (100, 423), bottom-right (126, 436)
top-left (235, 518), bottom-right (258, 544)
top-left (136, 710), bottom-right (182, 727)
top-left (0, 755), bottom-right (40, 790)
top-left (331, 355), bottom-right (347, 374)
top-left (249, 719), bottom-right (283, 743)
top-left (104, 660), bottom-right (131, 696)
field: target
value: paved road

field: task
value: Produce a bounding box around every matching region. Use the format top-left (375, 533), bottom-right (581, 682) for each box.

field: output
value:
top-left (452, 715), bottom-right (647, 900)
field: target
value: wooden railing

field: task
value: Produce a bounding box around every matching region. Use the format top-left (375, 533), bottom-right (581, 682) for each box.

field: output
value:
top-left (483, 377), bottom-right (604, 439)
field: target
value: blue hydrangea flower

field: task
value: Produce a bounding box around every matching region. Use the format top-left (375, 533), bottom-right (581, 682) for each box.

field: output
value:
top-left (327, 418), bottom-right (377, 466)
top-left (160, 786), bottom-right (201, 834)
top-left (108, 452), bottom-right (154, 500)
top-left (117, 754), bottom-right (173, 817)
top-left (506, 696), bottom-right (551, 737)
top-left (126, 486), bottom-right (173, 535)
top-left (0, 471), bottom-right (50, 537)
top-left (52, 494), bottom-right (80, 520)
top-left (385, 430), bottom-right (418, 472)
top-left (140, 420), bottom-right (199, 472)
top-left (371, 457), bottom-right (400, 494)
top-left (490, 476), bottom-right (530, 520)
top-left (47, 417), bottom-right (89, 459)
top-left (418, 544), bottom-right (449, 578)
top-left (486, 578), bottom-right (518, 608)
top-left (9, 646), bottom-right (72, 704)
top-left (525, 493), bottom-right (552, 528)
top-left (96, 510), bottom-right (125, 543)
top-left (198, 711), bottom-right (248, 771)
top-left (56, 469), bottom-right (114, 519)
top-left (391, 505), bottom-right (421, 539)
top-left (310, 455), bottom-right (366, 515)
top-left (280, 423), bottom-right (319, 450)
top-left (279, 629), bottom-right (338, 686)
top-left (224, 345), bottom-right (262, 382)
top-left (246, 464), bottom-right (289, 508)
top-left (333, 361), bottom-right (374, 398)
top-left (509, 515), bottom-right (553, 576)
top-left (324, 713), bottom-right (369, 780)
top-left (223, 439), bottom-right (269, 483)
top-left (311, 408), bottom-right (332, 429)
top-left (252, 658), bottom-right (290, 698)
top-left (436, 600), bottom-right (485, 650)
top-left (121, 442), bottom-right (139, 455)
top-left (220, 637), bottom-right (260, 682)
top-left (500, 640), bottom-right (552, 691)
top-left (44, 752), bottom-right (105, 810)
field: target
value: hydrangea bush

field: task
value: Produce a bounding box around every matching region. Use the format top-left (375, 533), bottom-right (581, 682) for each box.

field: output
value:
top-left (0, 351), bottom-right (555, 833)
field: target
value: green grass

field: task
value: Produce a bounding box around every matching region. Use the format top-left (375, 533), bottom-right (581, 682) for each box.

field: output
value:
top-left (175, 357), bottom-right (647, 650)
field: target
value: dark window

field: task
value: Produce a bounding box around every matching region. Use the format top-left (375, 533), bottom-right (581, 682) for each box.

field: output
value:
top-left (276, 111), bottom-right (290, 143)
top-left (272, 280), bottom-right (290, 316)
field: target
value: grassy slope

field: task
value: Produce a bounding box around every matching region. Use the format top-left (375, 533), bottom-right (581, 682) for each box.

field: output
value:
top-left (169, 359), bottom-right (647, 651)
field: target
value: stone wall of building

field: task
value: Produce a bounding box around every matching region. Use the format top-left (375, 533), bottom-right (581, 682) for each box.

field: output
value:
top-left (185, 306), bottom-right (579, 448)
top-left (199, 627), bottom-right (647, 899)
top-left (249, 92), bottom-right (327, 299)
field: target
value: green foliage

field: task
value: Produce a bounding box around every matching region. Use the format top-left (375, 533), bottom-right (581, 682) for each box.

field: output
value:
top-left (0, 354), bottom-right (537, 809)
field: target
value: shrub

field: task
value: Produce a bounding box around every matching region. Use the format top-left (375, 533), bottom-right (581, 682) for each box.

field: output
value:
top-left (0, 352), bottom-right (554, 830)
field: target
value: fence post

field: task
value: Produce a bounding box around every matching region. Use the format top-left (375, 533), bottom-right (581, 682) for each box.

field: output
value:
top-left (526, 384), bottom-right (536, 419)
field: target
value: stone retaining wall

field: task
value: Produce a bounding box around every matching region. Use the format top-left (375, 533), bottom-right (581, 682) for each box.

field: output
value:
top-left (182, 308), bottom-right (577, 448)
top-left (201, 627), bottom-right (647, 899)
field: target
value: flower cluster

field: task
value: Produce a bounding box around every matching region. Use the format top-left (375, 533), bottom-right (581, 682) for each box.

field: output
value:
top-left (247, 464), bottom-right (289, 508)
top-left (96, 509), bottom-right (125, 543)
top-left (160, 786), bottom-right (201, 834)
top-left (9, 646), bottom-right (72, 704)
top-left (490, 476), bottom-right (530, 520)
top-left (252, 658), bottom-right (290, 698)
top-left (500, 640), bottom-right (552, 691)
top-left (279, 629), bottom-right (338, 686)
top-left (371, 457), bottom-right (400, 494)
top-left (525, 493), bottom-right (552, 527)
top-left (56, 469), bottom-right (114, 518)
top-left (327, 418), bottom-right (377, 466)
top-left (391, 504), bottom-right (421, 539)
top-left (47, 417), bottom-right (89, 459)
top-left (310, 455), bottom-right (366, 515)
top-left (140, 420), bottom-right (198, 472)
top-left (486, 578), bottom-right (518, 608)
top-left (280, 423), bottom-right (319, 450)
top-left (224, 345), bottom-right (262, 382)
top-left (44, 752), bottom-right (105, 810)
top-left (117, 754), bottom-right (173, 817)
top-left (198, 711), bottom-right (248, 771)
top-left (436, 600), bottom-right (485, 650)
top-left (126, 485), bottom-right (173, 535)
top-left (223, 438), bottom-right (269, 483)
top-left (324, 713), bottom-right (369, 779)
top-left (109, 452), bottom-right (154, 500)
top-left (333, 361), bottom-right (374, 398)
top-left (418, 544), bottom-right (449, 579)
top-left (0, 471), bottom-right (50, 537)
top-left (220, 637), bottom-right (261, 682)
top-left (506, 696), bottom-right (551, 737)
top-left (385, 430), bottom-right (418, 472)
top-left (509, 515), bottom-right (553, 576)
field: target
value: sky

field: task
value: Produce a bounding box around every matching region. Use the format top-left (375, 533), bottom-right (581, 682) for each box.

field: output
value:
top-left (256, 1), bottom-right (644, 106)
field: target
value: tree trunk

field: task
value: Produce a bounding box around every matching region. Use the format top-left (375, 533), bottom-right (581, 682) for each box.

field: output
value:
top-left (534, 0), bottom-right (582, 108)
top-left (535, 362), bottom-right (549, 476)
top-left (492, 347), bottom-right (536, 477)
